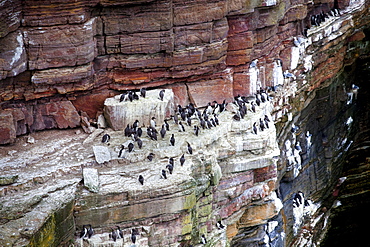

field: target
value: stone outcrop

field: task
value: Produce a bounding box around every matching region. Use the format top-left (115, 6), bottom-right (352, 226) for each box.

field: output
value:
top-left (0, 100), bottom-right (80, 144)
top-left (1, 0), bottom-right (370, 246)
top-left (0, 96), bottom-right (281, 246)
top-left (103, 89), bottom-right (175, 131)
top-left (4, 0), bottom-right (369, 143)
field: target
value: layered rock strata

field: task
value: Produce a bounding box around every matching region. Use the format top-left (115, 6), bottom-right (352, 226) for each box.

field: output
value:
top-left (0, 0), bottom-right (368, 144)
top-left (103, 89), bottom-right (175, 131)
top-left (0, 94), bottom-right (281, 246)
top-left (0, 0), bottom-right (370, 246)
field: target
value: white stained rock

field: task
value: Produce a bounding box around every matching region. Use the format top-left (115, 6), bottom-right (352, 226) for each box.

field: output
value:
top-left (267, 220), bottom-right (279, 233)
top-left (27, 136), bottom-right (35, 144)
top-left (249, 67), bottom-right (259, 95)
top-left (273, 61), bottom-right (284, 87)
top-left (83, 168), bottom-right (99, 193)
top-left (103, 89), bottom-right (175, 131)
top-left (290, 47), bottom-right (300, 70)
top-left (97, 114), bottom-right (107, 129)
top-left (93, 145), bottom-right (111, 164)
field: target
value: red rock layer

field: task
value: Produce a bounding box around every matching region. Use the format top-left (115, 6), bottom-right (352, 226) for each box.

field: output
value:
top-left (0, 0), bottom-right (369, 144)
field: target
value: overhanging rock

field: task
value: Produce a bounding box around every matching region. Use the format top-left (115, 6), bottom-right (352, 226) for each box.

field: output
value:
top-left (103, 89), bottom-right (175, 131)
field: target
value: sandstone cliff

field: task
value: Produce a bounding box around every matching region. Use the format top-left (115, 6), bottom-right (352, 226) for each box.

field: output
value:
top-left (1, 0), bottom-right (367, 144)
top-left (1, 0), bottom-right (370, 246)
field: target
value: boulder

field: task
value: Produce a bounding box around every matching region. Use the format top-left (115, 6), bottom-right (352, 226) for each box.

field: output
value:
top-left (83, 168), bottom-right (100, 193)
top-left (0, 175), bottom-right (18, 185)
top-left (93, 145), bottom-right (111, 164)
top-left (44, 101), bottom-right (81, 129)
top-left (103, 89), bottom-right (175, 131)
top-left (0, 110), bottom-right (16, 145)
top-left (0, 30), bottom-right (27, 80)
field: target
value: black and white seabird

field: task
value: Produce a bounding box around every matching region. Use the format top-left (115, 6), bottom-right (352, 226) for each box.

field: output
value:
top-left (178, 121), bottom-right (185, 132)
top-left (180, 154), bottom-right (185, 166)
top-left (160, 124), bottom-right (166, 138)
top-left (147, 153), bottom-right (155, 161)
top-left (111, 228), bottom-right (118, 241)
top-left (294, 141), bottom-right (302, 153)
top-left (170, 134), bottom-right (175, 146)
top-left (137, 127), bottom-right (142, 137)
top-left (169, 157), bottom-right (174, 166)
top-left (293, 37), bottom-right (303, 47)
top-left (220, 99), bottom-right (227, 113)
top-left (187, 117), bottom-right (192, 126)
top-left (131, 229), bottom-right (137, 243)
top-left (131, 132), bottom-right (138, 142)
top-left (147, 127), bottom-right (158, 141)
top-left (128, 142), bottom-right (134, 152)
top-left (255, 95), bottom-right (261, 106)
top-left (213, 101), bottom-right (220, 115)
top-left (216, 220), bottom-right (225, 229)
top-left (249, 59), bottom-right (258, 68)
top-left (180, 111), bottom-right (186, 121)
top-left (164, 119), bottom-right (170, 131)
top-left (187, 143), bottom-right (193, 155)
top-left (120, 93), bottom-right (127, 102)
top-left (150, 117), bottom-right (156, 128)
top-left (87, 224), bottom-right (94, 238)
top-left (172, 114), bottom-right (179, 124)
top-left (291, 124), bottom-right (299, 133)
top-left (251, 102), bottom-right (256, 113)
top-left (200, 119), bottom-right (206, 129)
top-left (133, 91), bottom-right (139, 100)
top-left (206, 102), bottom-right (213, 116)
top-left (159, 89), bottom-right (165, 101)
top-left (214, 115), bottom-right (219, 125)
top-left (137, 138), bottom-right (143, 149)
top-left (102, 133), bottom-right (110, 143)
top-left (260, 92), bottom-right (266, 103)
top-left (233, 114), bottom-right (241, 121)
top-left (80, 225), bottom-right (88, 238)
top-left (138, 175), bottom-right (144, 185)
top-left (116, 226), bottom-right (123, 239)
top-left (140, 88), bottom-right (146, 98)
top-left (201, 234), bottom-right (207, 244)
top-left (253, 122), bottom-right (258, 135)
top-left (125, 124), bottom-right (132, 137)
top-left (132, 119), bottom-right (139, 130)
top-left (166, 164), bottom-right (174, 174)
top-left (264, 118), bottom-right (269, 129)
top-left (194, 125), bottom-right (199, 136)
top-left (283, 70), bottom-right (296, 80)
top-left (206, 120), bottom-right (212, 129)
top-left (118, 145), bottom-right (125, 158)
top-left (128, 91), bottom-right (134, 102)
top-left (210, 118), bottom-right (216, 127)
top-left (293, 191), bottom-right (304, 207)
top-left (152, 130), bottom-right (158, 141)
top-left (161, 169), bottom-right (167, 179)
top-left (259, 118), bottom-right (265, 131)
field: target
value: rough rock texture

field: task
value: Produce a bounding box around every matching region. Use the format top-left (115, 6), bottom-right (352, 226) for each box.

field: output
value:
top-left (1, 0), bottom-right (370, 246)
top-left (0, 98), bottom-right (280, 246)
top-left (0, 0), bottom-right (368, 144)
top-left (104, 89), bottom-right (175, 131)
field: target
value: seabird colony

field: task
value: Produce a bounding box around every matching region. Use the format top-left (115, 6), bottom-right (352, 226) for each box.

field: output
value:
top-left (83, 86), bottom-right (273, 244)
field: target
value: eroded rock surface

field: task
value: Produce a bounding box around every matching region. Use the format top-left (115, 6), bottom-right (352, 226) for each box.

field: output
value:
top-left (0, 0), bottom-right (370, 246)
top-left (0, 93), bottom-right (281, 246)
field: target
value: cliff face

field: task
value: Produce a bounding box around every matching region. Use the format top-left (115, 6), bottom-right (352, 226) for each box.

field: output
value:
top-left (1, 0), bottom-right (370, 246)
top-left (1, 0), bottom-right (367, 144)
